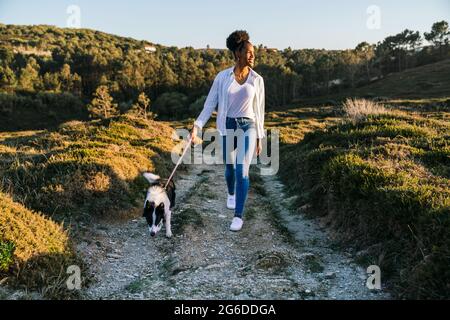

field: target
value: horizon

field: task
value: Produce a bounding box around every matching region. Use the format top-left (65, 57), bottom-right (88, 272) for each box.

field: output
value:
top-left (0, 0), bottom-right (449, 50)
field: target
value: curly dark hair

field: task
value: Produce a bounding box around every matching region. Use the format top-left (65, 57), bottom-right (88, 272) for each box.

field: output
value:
top-left (226, 30), bottom-right (251, 59)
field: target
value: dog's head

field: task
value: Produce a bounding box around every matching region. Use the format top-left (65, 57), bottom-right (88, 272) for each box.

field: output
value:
top-left (143, 199), bottom-right (165, 237)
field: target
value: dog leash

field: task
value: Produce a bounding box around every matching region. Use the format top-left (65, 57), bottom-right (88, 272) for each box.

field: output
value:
top-left (164, 135), bottom-right (194, 190)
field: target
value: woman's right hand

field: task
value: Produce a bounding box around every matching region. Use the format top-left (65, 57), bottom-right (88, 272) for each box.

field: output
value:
top-left (189, 125), bottom-right (199, 145)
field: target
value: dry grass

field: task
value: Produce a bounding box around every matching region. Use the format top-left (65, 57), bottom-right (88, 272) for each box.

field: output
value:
top-left (342, 98), bottom-right (388, 124)
top-left (265, 106), bottom-right (340, 145)
top-left (0, 191), bottom-right (69, 262)
top-left (0, 191), bottom-right (80, 299)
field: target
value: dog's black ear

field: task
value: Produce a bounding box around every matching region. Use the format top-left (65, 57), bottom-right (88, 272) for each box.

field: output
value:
top-left (143, 201), bottom-right (154, 217)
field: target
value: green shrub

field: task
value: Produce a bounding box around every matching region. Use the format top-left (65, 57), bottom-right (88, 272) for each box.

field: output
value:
top-left (0, 241), bottom-right (15, 272)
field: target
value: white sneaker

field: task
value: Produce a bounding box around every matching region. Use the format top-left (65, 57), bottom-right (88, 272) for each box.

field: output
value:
top-left (230, 217), bottom-right (243, 231)
top-left (227, 194), bottom-right (236, 209)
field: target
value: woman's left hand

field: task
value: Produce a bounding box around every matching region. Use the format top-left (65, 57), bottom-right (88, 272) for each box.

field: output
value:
top-left (256, 139), bottom-right (262, 157)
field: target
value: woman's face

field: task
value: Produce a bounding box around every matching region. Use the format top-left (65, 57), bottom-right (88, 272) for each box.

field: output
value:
top-left (236, 42), bottom-right (255, 68)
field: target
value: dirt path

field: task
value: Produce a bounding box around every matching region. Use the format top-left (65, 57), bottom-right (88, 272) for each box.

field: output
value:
top-left (79, 158), bottom-right (390, 300)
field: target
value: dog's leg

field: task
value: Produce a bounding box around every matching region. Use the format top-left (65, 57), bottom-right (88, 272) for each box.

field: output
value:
top-left (165, 209), bottom-right (173, 238)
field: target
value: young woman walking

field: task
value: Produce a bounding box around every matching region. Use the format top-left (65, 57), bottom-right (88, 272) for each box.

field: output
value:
top-left (189, 30), bottom-right (266, 232)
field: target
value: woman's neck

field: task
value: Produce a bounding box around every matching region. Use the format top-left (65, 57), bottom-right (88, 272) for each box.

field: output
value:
top-left (233, 64), bottom-right (250, 77)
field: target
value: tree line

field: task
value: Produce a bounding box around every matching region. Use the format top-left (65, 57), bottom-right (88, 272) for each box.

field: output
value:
top-left (0, 21), bottom-right (448, 125)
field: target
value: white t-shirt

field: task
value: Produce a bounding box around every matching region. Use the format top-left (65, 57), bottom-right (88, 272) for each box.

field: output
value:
top-left (226, 75), bottom-right (256, 120)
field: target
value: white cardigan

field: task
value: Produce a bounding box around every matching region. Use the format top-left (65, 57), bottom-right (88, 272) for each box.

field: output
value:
top-left (194, 66), bottom-right (266, 139)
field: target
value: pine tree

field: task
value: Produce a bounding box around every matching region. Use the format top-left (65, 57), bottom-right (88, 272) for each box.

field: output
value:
top-left (425, 21), bottom-right (450, 59)
top-left (88, 85), bottom-right (118, 119)
top-left (60, 64), bottom-right (73, 92)
top-left (0, 66), bottom-right (16, 87)
top-left (43, 72), bottom-right (61, 91)
top-left (19, 57), bottom-right (41, 91)
top-left (131, 92), bottom-right (153, 119)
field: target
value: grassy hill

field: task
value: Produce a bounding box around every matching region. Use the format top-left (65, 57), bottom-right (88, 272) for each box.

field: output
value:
top-left (0, 191), bottom-right (78, 299)
top-left (268, 98), bottom-right (450, 299)
top-left (292, 59), bottom-right (450, 115)
top-left (343, 58), bottom-right (450, 100)
top-left (0, 23), bottom-right (158, 52)
top-left (268, 61), bottom-right (450, 298)
top-left (0, 114), bottom-right (179, 222)
top-left (0, 114), bottom-right (181, 297)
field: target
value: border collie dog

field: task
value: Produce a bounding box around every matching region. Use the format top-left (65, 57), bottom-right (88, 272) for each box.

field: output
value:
top-left (142, 173), bottom-right (176, 238)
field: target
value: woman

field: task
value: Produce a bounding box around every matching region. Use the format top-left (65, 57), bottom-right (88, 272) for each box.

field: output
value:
top-left (189, 30), bottom-right (266, 232)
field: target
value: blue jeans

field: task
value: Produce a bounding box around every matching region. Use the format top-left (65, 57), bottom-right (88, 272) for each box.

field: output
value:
top-left (222, 117), bottom-right (257, 218)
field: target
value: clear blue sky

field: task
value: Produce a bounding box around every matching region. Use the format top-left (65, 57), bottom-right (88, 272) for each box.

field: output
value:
top-left (0, 0), bottom-right (449, 50)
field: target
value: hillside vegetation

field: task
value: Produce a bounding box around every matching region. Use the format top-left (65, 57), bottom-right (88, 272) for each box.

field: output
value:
top-left (0, 191), bottom-right (77, 298)
top-left (346, 58), bottom-right (450, 100)
top-left (1, 22), bottom-right (448, 130)
top-left (0, 114), bottom-right (181, 297)
top-left (295, 59), bottom-right (450, 120)
top-left (273, 99), bottom-right (449, 299)
top-left (0, 114), bottom-right (178, 221)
